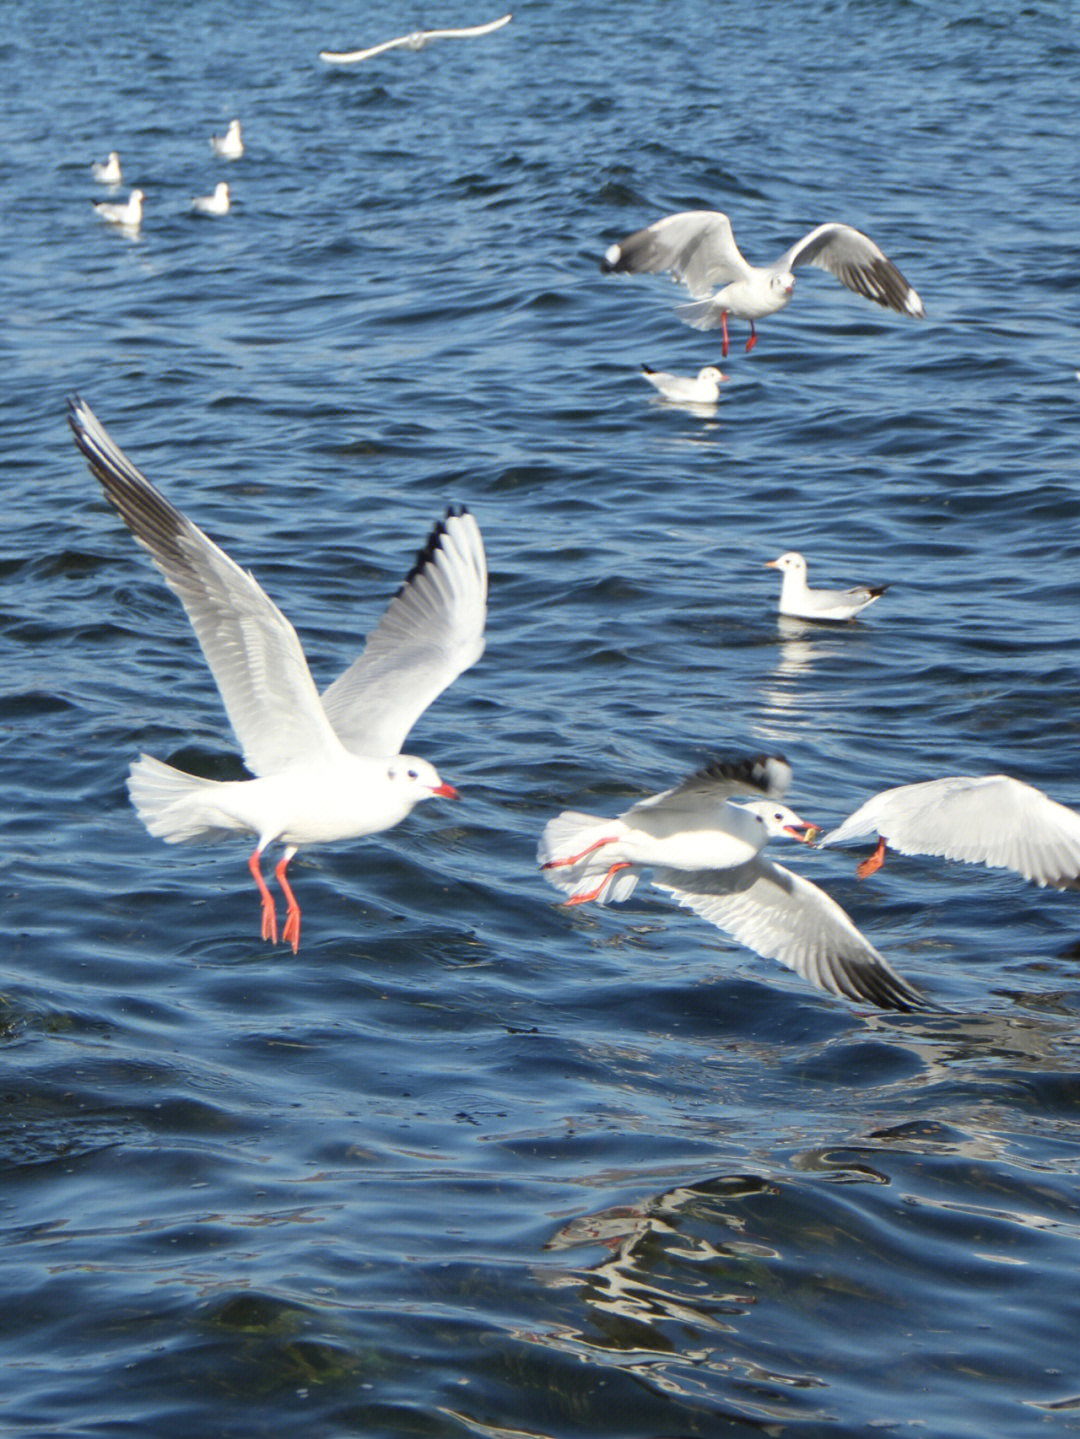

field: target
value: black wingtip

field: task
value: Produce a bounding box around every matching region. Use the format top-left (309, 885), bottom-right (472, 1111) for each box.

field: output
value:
top-left (692, 753), bottom-right (790, 795)
top-left (398, 506), bottom-right (470, 591)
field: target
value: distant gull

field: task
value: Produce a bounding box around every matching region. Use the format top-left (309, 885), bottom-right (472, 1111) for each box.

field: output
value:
top-left (766, 551), bottom-right (886, 622)
top-left (92, 151), bottom-right (122, 185)
top-left (67, 396), bottom-right (487, 954)
top-left (93, 188), bottom-right (143, 231)
top-left (639, 364), bottom-right (726, 405)
top-left (211, 119), bottom-right (243, 159)
top-left (602, 210), bottom-right (925, 357)
top-left (539, 753), bottom-right (924, 1010)
top-left (192, 181), bottom-right (230, 216)
top-left (822, 775), bottom-right (1080, 886)
top-left (320, 12), bottom-right (511, 63)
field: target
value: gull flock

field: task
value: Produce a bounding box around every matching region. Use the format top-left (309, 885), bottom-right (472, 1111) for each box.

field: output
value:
top-left (76, 12), bottom-right (1080, 1014)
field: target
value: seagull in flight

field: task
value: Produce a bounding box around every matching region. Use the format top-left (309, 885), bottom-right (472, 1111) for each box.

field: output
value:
top-left (539, 754), bottom-right (924, 1010)
top-left (602, 209), bottom-right (925, 357)
top-left (68, 396), bottom-right (487, 952)
top-left (320, 12), bottom-right (511, 63)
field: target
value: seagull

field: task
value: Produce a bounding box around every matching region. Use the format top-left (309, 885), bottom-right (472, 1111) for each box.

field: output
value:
top-left (601, 210), bottom-right (925, 357)
top-left (320, 11), bottom-right (511, 63)
top-left (765, 551), bottom-right (887, 622)
top-left (92, 151), bottom-right (122, 185)
top-left (211, 119), bottom-right (243, 159)
top-left (191, 181), bottom-right (230, 216)
top-left (639, 364), bottom-right (726, 405)
top-left (67, 395), bottom-right (487, 953)
top-left (538, 754), bottom-right (924, 1010)
top-left (822, 775), bottom-right (1080, 887)
top-left (93, 188), bottom-right (143, 231)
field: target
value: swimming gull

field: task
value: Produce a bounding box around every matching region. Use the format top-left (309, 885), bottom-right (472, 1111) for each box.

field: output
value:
top-left (539, 753), bottom-right (924, 1009)
top-left (766, 551), bottom-right (887, 622)
top-left (320, 12), bottom-right (511, 63)
top-left (822, 775), bottom-right (1080, 887)
top-left (211, 119), bottom-right (243, 159)
top-left (68, 396), bottom-right (487, 953)
top-left (639, 364), bottom-right (726, 405)
top-left (192, 181), bottom-right (230, 216)
top-left (602, 210), bottom-right (925, 357)
top-left (93, 188), bottom-right (143, 231)
top-left (92, 151), bottom-right (122, 185)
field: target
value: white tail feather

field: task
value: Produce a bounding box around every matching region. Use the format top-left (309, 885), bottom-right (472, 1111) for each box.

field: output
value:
top-left (537, 810), bottom-right (642, 905)
top-left (127, 754), bottom-right (237, 843)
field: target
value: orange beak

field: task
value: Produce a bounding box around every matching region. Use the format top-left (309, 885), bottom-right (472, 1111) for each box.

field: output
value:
top-left (432, 782), bottom-right (460, 799)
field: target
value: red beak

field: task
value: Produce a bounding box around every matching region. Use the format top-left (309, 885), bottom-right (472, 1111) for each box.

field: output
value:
top-left (432, 782), bottom-right (460, 800)
top-left (784, 822), bottom-right (820, 844)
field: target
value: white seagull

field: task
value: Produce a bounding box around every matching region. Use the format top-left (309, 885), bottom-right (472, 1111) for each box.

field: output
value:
top-left (192, 181), bottom-right (230, 216)
top-left (822, 775), bottom-right (1080, 888)
top-left (766, 551), bottom-right (887, 622)
top-left (93, 188), bottom-right (143, 231)
top-left (639, 364), bottom-right (726, 405)
top-left (601, 210), bottom-right (925, 357)
top-left (211, 119), bottom-right (243, 159)
top-left (92, 151), bottom-right (122, 185)
top-left (68, 396), bottom-right (487, 953)
top-left (539, 754), bottom-right (924, 1010)
top-left (320, 12), bottom-right (511, 63)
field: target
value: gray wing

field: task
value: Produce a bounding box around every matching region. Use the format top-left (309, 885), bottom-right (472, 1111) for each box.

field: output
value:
top-left (69, 395), bottom-right (343, 778)
top-left (602, 211), bottom-right (749, 298)
top-left (623, 754), bottom-right (792, 831)
top-left (777, 222), bottom-right (925, 316)
top-left (823, 775), bottom-right (1080, 889)
top-left (320, 508), bottom-right (487, 757)
top-left (653, 858), bottom-right (925, 1010)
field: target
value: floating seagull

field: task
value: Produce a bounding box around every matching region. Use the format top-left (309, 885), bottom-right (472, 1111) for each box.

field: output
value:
top-left (211, 119), bottom-right (243, 159)
top-left (93, 188), bottom-right (143, 231)
top-left (639, 364), bottom-right (726, 405)
top-left (191, 181), bottom-right (230, 216)
top-left (766, 551), bottom-right (887, 622)
top-left (539, 754), bottom-right (924, 1009)
top-left (602, 210), bottom-right (925, 357)
top-left (822, 775), bottom-right (1080, 887)
top-left (92, 151), bottom-right (122, 185)
top-left (320, 11), bottom-right (511, 63)
top-left (68, 396), bottom-right (487, 953)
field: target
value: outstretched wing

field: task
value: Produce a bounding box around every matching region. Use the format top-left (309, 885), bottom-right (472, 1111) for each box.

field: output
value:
top-left (823, 775), bottom-right (1080, 889)
top-left (320, 508), bottom-right (487, 757)
top-left (602, 211), bottom-right (749, 298)
top-left (779, 223), bottom-right (925, 316)
top-left (653, 858), bottom-right (926, 1011)
top-left (69, 395), bottom-right (343, 778)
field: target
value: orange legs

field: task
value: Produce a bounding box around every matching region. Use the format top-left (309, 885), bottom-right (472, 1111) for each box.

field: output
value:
top-left (276, 847), bottom-right (301, 954)
top-left (249, 844), bottom-right (301, 951)
top-left (856, 836), bottom-right (888, 880)
top-left (563, 862), bottom-right (631, 907)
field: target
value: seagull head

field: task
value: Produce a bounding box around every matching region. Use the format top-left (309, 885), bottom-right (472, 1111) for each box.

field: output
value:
top-left (765, 551), bottom-right (807, 576)
top-left (742, 799), bottom-right (820, 844)
top-left (389, 755), bottom-right (459, 802)
top-left (772, 270), bottom-right (796, 297)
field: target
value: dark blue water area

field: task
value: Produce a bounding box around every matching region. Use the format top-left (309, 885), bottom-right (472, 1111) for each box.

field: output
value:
top-left (4, 0), bottom-right (1080, 1434)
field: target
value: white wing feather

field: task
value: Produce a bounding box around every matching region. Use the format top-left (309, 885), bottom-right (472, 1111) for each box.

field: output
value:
top-left (823, 776), bottom-right (1080, 889)
top-left (652, 859), bottom-right (924, 1010)
top-left (320, 508), bottom-right (487, 757)
top-left (69, 396), bottom-right (343, 778)
top-left (603, 211), bottom-right (751, 298)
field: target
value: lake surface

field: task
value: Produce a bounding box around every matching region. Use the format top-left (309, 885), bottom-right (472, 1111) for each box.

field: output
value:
top-left (4, 1), bottom-right (1080, 1434)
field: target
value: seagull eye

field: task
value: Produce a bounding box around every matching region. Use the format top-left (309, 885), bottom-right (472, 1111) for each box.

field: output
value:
top-left (407, 768), bottom-right (418, 780)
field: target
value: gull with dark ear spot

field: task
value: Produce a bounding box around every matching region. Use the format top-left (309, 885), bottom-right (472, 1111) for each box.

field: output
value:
top-left (539, 754), bottom-right (925, 1011)
top-left (68, 396), bottom-right (486, 953)
top-left (766, 551), bottom-right (887, 622)
top-left (639, 364), bottom-right (726, 405)
top-left (602, 209), bottom-right (924, 357)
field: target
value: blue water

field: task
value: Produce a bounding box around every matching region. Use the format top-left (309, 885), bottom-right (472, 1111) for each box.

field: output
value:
top-left (5, 1), bottom-right (1080, 1434)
